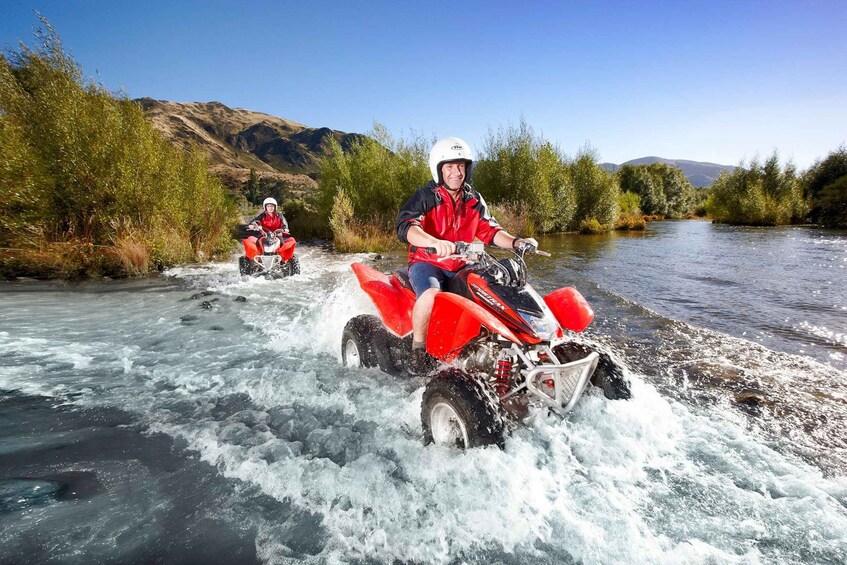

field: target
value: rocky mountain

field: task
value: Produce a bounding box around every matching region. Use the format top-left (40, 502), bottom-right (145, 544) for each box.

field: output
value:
top-left (602, 157), bottom-right (735, 187)
top-left (135, 98), bottom-right (367, 191)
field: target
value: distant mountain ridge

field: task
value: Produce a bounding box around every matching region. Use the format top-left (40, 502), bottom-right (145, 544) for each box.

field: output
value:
top-left (136, 100), bottom-right (734, 191)
top-left (601, 156), bottom-right (735, 187)
top-left (135, 98), bottom-right (366, 191)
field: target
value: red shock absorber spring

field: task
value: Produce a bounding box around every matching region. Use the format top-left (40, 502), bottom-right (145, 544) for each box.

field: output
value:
top-left (494, 358), bottom-right (512, 397)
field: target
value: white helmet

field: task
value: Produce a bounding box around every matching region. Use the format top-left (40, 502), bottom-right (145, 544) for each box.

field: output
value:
top-left (262, 197), bottom-right (278, 209)
top-left (429, 137), bottom-right (473, 185)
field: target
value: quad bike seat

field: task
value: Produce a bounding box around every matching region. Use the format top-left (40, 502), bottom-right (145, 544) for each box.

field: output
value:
top-left (393, 269), bottom-right (414, 292)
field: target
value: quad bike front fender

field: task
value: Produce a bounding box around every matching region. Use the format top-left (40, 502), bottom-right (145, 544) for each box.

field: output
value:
top-left (243, 237), bottom-right (260, 260)
top-left (278, 237), bottom-right (296, 261)
top-left (351, 263), bottom-right (414, 337)
top-left (427, 292), bottom-right (521, 362)
top-left (544, 287), bottom-right (594, 333)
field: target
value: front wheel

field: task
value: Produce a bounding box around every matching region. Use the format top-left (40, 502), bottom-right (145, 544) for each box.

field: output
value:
top-left (238, 256), bottom-right (253, 276)
top-left (553, 343), bottom-right (631, 400)
top-left (421, 369), bottom-right (505, 449)
top-left (287, 255), bottom-right (300, 276)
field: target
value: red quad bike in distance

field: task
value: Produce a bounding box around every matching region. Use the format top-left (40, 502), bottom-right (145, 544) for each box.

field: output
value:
top-left (342, 241), bottom-right (631, 449)
top-left (239, 227), bottom-right (300, 279)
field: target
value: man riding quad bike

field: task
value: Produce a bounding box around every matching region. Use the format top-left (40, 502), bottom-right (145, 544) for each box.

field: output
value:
top-left (342, 241), bottom-right (631, 449)
top-left (239, 197), bottom-right (300, 278)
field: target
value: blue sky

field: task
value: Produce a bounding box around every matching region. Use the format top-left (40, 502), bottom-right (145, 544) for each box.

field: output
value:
top-left (2, 0), bottom-right (845, 169)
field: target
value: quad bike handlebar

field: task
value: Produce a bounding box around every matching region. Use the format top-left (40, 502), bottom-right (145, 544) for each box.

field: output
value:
top-left (413, 240), bottom-right (549, 260)
top-left (248, 224), bottom-right (289, 238)
top-left (409, 240), bottom-right (550, 288)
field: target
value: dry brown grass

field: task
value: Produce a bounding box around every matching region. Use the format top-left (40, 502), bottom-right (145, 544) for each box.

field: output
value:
top-left (105, 237), bottom-right (150, 276)
top-left (333, 222), bottom-right (402, 253)
top-left (489, 203), bottom-right (535, 236)
top-left (614, 215), bottom-right (647, 231)
top-left (579, 218), bottom-right (609, 234)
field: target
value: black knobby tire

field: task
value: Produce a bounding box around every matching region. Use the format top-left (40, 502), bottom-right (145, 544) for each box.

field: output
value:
top-left (341, 315), bottom-right (393, 371)
top-left (421, 369), bottom-right (505, 449)
top-left (287, 255), bottom-right (300, 276)
top-left (553, 343), bottom-right (632, 400)
top-left (238, 256), bottom-right (252, 276)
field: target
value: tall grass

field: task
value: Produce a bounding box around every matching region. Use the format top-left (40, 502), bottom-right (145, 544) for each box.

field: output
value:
top-left (0, 18), bottom-right (238, 279)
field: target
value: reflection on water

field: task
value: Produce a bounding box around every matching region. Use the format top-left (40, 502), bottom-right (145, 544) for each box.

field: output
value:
top-left (536, 221), bottom-right (847, 371)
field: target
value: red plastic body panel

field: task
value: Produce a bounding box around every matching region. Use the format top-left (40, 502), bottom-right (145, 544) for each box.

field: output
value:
top-left (544, 287), bottom-right (594, 332)
top-left (351, 263), bottom-right (415, 337)
top-left (243, 237), bottom-right (260, 260)
top-left (465, 272), bottom-right (542, 345)
top-left (279, 238), bottom-right (296, 261)
top-left (242, 236), bottom-right (296, 261)
top-left (427, 292), bottom-right (521, 362)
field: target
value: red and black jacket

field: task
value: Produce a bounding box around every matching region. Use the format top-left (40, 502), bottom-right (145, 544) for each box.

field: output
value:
top-left (251, 211), bottom-right (288, 234)
top-left (396, 181), bottom-right (502, 272)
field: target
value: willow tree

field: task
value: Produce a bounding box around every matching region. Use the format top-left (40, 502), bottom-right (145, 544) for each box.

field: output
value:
top-left (0, 17), bottom-right (237, 278)
top-left (317, 123), bottom-right (431, 250)
top-left (707, 153), bottom-right (805, 226)
top-left (474, 119), bottom-right (575, 234)
top-left (803, 147), bottom-right (847, 227)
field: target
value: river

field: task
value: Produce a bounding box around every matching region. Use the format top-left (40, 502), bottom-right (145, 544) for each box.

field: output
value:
top-left (1, 220), bottom-right (845, 564)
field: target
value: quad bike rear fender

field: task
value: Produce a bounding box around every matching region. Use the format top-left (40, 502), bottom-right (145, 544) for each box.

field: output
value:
top-left (351, 263), bottom-right (415, 337)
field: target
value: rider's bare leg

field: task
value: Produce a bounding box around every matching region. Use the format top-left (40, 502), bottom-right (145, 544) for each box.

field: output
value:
top-left (412, 288), bottom-right (440, 346)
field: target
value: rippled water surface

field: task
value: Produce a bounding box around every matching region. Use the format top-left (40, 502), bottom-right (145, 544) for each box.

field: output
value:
top-left (1, 222), bottom-right (846, 564)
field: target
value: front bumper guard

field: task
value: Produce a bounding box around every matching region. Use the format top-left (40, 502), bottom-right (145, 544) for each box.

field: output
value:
top-left (507, 352), bottom-right (599, 414)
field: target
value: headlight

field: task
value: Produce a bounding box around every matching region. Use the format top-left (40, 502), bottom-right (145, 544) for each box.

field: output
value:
top-left (519, 310), bottom-right (559, 341)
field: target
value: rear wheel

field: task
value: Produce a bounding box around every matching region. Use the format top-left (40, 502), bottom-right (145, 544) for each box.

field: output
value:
top-left (421, 369), bottom-right (505, 449)
top-left (341, 315), bottom-right (390, 369)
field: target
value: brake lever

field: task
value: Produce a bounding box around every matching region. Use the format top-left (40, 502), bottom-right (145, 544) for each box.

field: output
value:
top-left (516, 242), bottom-right (550, 257)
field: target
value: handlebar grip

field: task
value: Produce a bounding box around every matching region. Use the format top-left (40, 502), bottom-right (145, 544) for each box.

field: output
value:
top-left (410, 245), bottom-right (438, 254)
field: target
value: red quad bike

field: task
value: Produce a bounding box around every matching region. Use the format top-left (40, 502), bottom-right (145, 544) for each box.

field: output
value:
top-left (342, 241), bottom-right (631, 449)
top-left (239, 228), bottom-right (300, 278)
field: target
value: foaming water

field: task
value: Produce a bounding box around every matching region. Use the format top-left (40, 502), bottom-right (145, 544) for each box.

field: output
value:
top-left (2, 239), bottom-right (847, 563)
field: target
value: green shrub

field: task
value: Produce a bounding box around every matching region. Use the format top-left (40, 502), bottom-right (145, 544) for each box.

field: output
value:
top-left (473, 119), bottom-right (567, 233)
top-left (578, 218), bottom-right (607, 234)
top-left (0, 17), bottom-right (238, 278)
top-left (803, 147), bottom-right (847, 227)
top-left (317, 123), bottom-right (431, 247)
top-left (570, 148), bottom-right (619, 231)
top-left (815, 175), bottom-right (847, 228)
top-left (706, 153), bottom-right (805, 226)
top-left (615, 191), bottom-right (646, 230)
top-left (618, 163), bottom-right (695, 218)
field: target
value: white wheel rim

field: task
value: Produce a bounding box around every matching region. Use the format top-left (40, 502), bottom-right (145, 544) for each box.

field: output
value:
top-left (430, 402), bottom-right (469, 448)
top-left (344, 339), bottom-right (361, 366)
